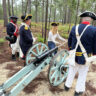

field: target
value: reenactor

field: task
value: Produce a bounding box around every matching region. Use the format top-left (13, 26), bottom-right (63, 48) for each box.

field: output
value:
top-left (48, 22), bottom-right (66, 53)
top-left (64, 11), bottom-right (96, 96)
top-left (6, 16), bottom-right (19, 60)
top-left (19, 14), bottom-right (36, 60)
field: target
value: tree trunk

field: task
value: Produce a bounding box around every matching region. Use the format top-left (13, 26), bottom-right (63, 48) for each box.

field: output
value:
top-left (35, 0), bottom-right (38, 23)
top-left (63, 7), bottom-right (67, 24)
top-left (44, 0), bottom-right (48, 43)
top-left (42, 0), bottom-right (45, 37)
top-left (22, 0), bottom-right (24, 14)
top-left (67, 8), bottom-right (72, 33)
top-left (12, 0), bottom-right (14, 15)
top-left (60, 8), bottom-right (62, 23)
top-left (93, 3), bottom-right (96, 26)
top-left (27, 0), bottom-right (31, 14)
top-left (25, 0), bottom-right (28, 14)
top-left (53, 7), bottom-right (56, 22)
top-left (2, 0), bottom-right (8, 27)
top-left (16, 3), bottom-right (18, 16)
top-left (63, 1), bottom-right (67, 25)
top-left (74, 0), bottom-right (80, 25)
top-left (48, 0), bottom-right (52, 32)
top-left (35, 6), bottom-right (38, 22)
top-left (67, 8), bottom-right (71, 23)
top-left (8, 0), bottom-right (11, 16)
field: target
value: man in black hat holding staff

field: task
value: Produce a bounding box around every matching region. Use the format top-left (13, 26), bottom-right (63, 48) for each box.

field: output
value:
top-left (64, 11), bottom-right (96, 96)
top-left (6, 16), bottom-right (19, 60)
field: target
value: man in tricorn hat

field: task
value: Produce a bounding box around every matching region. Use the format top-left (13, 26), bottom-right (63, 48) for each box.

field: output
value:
top-left (64, 11), bottom-right (96, 96)
top-left (6, 16), bottom-right (19, 60)
top-left (19, 14), bottom-right (36, 60)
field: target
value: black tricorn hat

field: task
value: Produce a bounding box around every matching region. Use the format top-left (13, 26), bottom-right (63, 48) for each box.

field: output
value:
top-left (21, 14), bottom-right (32, 21)
top-left (9, 16), bottom-right (18, 19)
top-left (79, 11), bottom-right (96, 20)
top-left (51, 22), bottom-right (59, 26)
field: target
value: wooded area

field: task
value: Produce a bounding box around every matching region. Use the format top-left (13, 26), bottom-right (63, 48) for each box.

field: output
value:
top-left (0, 1), bottom-right (96, 96)
top-left (0, 0), bottom-right (96, 24)
top-left (0, 0), bottom-right (96, 41)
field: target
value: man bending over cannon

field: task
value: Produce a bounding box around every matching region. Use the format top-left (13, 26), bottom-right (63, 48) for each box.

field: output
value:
top-left (6, 16), bottom-right (19, 60)
top-left (64, 11), bottom-right (96, 96)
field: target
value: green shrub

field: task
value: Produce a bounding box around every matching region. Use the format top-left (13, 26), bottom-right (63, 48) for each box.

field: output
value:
top-left (3, 29), bottom-right (6, 33)
top-left (0, 38), bottom-right (5, 45)
top-left (0, 20), bottom-right (3, 24)
top-left (37, 34), bottom-right (44, 43)
top-left (58, 24), bottom-right (73, 33)
top-left (31, 22), bottom-right (42, 27)
top-left (61, 33), bottom-right (69, 39)
top-left (17, 21), bottom-right (21, 25)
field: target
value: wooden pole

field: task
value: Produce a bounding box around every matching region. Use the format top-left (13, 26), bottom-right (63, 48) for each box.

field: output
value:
top-left (44, 0), bottom-right (48, 43)
top-left (74, 0), bottom-right (80, 25)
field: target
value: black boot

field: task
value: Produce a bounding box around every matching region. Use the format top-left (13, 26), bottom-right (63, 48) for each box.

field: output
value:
top-left (74, 91), bottom-right (83, 96)
top-left (16, 52), bottom-right (19, 58)
top-left (12, 54), bottom-right (16, 61)
top-left (64, 84), bottom-right (70, 91)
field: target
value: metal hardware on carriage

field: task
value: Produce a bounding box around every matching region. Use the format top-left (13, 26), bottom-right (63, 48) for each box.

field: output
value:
top-left (33, 47), bottom-right (58, 66)
top-left (0, 43), bottom-right (69, 96)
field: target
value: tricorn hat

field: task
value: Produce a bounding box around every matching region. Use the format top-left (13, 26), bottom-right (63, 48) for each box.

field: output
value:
top-left (51, 22), bottom-right (59, 26)
top-left (9, 16), bottom-right (18, 20)
top-left (79, 11), bottom-right (96, 20)
top-left (21, 14), bottom-right (32, 21)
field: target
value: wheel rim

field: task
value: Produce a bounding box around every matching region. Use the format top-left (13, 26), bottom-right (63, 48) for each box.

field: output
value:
top-left (49, 50), bottom-right (69, 86)
top-left (26, 43), bottom-right (48, 65)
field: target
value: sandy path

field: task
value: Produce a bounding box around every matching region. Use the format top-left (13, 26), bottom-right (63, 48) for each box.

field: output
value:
top-left (0, 25), bottom-right (96, 96)
top-left (0, 61), bottom-right (96, 96)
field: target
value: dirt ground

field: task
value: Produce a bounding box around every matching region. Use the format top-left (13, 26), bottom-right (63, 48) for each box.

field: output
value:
top-left (0, 24), bottom-right (96, 96)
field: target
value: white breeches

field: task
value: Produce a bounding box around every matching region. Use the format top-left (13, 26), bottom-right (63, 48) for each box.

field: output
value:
top-left (10, 36), bottom-right (20, 55)
top-left (65, 63), bottom-right (89, 92)
top-left (19, 47), bottom-right (24, 58)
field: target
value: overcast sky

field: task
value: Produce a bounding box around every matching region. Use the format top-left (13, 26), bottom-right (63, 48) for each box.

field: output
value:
top-left (0, 0), bottom-right (21, 5)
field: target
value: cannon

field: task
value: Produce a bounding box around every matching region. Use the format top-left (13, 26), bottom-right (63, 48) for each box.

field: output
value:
top-left (0, 43), bottom-right (69, 96)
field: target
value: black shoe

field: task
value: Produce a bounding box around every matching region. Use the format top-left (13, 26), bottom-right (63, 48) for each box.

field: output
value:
top-left (74, 91), bottom-right (83, 96)
top-left (64, 84), bottom-right (70, 91)
top-left (12, 54), bottom-right (16, 61)
top-left (16, 52), bottom-right (19, 57)
top-left (21, 57), bottom-right (25, 60)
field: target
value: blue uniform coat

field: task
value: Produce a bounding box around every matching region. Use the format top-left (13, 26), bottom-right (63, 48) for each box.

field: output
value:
top-left (7, 23), bottom-right (15, 36)
top-left (6, 22), bottom-right (17, 44)
top-left (68, 23), bottom-right (96, 64)
top-left (19, 25), bottom-right (33, 56)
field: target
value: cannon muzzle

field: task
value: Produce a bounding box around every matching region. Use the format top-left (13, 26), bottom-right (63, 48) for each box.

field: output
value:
top-left (33, 47), bottom-right (58, 65)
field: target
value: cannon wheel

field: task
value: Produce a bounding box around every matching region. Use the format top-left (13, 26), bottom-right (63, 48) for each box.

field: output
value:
top-left (26, 43), bottom-right (48, 65)
top-left (48, 49), bottom-right (69, 86)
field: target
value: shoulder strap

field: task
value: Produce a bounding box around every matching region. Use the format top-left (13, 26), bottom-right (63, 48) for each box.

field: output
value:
top-left (75, 24), bottom-right (89, 50)
top-left (76, 24), bottom-right (90, 58)
top-left (10, 22), bottom-right (17, 33)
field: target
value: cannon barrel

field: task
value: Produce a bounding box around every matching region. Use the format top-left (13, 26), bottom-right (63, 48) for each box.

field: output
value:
top-left (33, 47), bottom-right (58, 64)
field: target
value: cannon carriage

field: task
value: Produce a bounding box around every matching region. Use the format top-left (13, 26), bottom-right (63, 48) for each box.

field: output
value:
top-left (0, 43), bottom-right (69, 96)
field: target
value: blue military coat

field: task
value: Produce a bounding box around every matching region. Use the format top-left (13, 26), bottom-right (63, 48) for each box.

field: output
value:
top-left (6, 22), bottom-right (17, 44)
top-left (19, 24), bottom-right (33, 56)
top-left (68, 22), bottom-right (96, 65)
top-left (7, 22), bottom-right (16, 36)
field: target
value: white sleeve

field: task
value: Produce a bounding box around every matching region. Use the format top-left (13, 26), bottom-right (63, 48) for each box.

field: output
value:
top-left (31, 33), bottom-right (36, 43)
top-left (57, 33), bottom-right (66, 41)
top-left (48, 32), bottom-right (60, 44)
